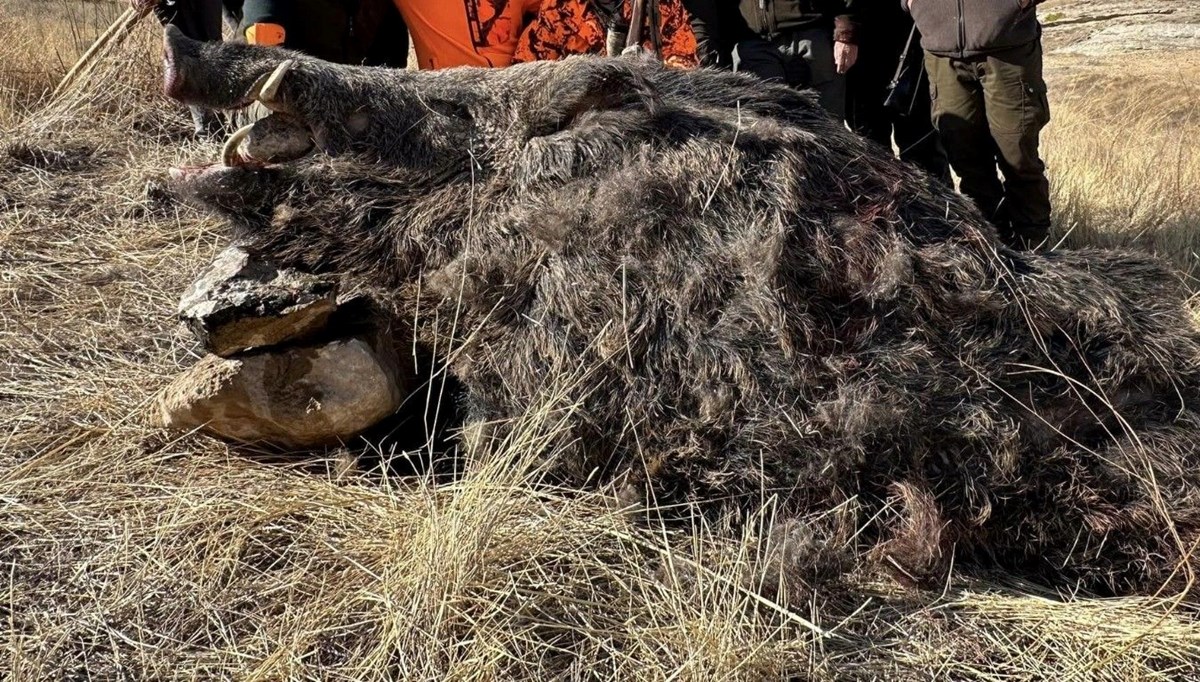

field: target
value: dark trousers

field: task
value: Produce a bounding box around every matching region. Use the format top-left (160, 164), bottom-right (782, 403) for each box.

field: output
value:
top-left (733, 28), bottom-right (845, 119)
top-left (153, 0), bottom-right (225, 41)
top-left (926, 39), bottom-right (1052, 249)
top-left (846, 28), bottom-right (949, 183)
top-left (154, 0), bottom-right (228, 136)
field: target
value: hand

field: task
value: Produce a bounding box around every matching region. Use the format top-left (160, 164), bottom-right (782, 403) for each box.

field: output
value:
top-left (834, 41), bottom-right (858, 74)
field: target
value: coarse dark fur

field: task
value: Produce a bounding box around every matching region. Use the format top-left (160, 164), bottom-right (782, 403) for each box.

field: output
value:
top-left (164, 27), bottom-right (1200, 594)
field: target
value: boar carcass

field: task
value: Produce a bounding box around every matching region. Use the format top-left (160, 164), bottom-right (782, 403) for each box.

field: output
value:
top-left (163, 26), bottom-right (1200, 593)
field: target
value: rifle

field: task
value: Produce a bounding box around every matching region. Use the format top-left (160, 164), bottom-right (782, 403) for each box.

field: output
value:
top-left (625, 0), bottom-right (645, 48)
top-left (623, 0), bottom-right (662, 59)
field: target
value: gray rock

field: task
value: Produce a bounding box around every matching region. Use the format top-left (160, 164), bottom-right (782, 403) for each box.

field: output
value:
top-left (156, 333), bottom-right (406, 448)
top-left (179, 246), bottom-right (337, 357)
top-left (1058, 22), bottom-right (1200, 56)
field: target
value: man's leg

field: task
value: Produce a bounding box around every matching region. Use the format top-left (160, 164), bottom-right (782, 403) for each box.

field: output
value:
top-left (196, 0), bottom-right (224, 41)
top-left (926, 52), bottom-right (1005, 232)
top-left (158, 0), bottom-right (224, 41)
top-left (733, 37), bottom-right (788, 84)
top-left (792, 28), bottom-right (845, 119)
top-left (982, 40), bottom-right (1052, 249)
top-left (845, 34), bottom-right (897, 148)
top-left (894, 66), bottom-right (950, 183)
top-left (158, 0), bottom-right (226, 138)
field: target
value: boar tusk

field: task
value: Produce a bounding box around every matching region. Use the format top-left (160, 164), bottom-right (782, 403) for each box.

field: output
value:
top-left (245, 71), bottom-right (271, 102)
top-left (243, 59), bottom-right (295, 108)
top-left (258, 59), bottom-right (295, 105)
top-left (222, 123), bottom-right (256, 167)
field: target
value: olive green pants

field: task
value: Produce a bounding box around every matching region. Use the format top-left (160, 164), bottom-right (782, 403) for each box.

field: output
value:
top-left (926, 39), bottom-right (1051, 249)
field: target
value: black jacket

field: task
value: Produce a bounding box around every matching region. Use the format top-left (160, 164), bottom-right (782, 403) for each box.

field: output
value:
top-left (681, 0), bottom-right (857, 67)
top-left (680, 0), bottom-right (749, 67)
top-left (239, 0), bottom-right (408, 67)
top-left (903, 0), bottom-right (1044, 58)
top-left (739, 0), bottom-right (860, 43)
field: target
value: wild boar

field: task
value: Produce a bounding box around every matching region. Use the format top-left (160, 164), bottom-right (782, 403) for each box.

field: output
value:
top-left (163, 26), bottom-right (1200, 594)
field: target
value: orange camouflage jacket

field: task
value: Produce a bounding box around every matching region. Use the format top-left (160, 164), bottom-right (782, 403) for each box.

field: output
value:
top-left (515, 0), bottom-right (698, 68)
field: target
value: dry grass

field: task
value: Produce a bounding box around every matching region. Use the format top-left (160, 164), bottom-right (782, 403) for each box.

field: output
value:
top-left (0, 0), bottom-right (127, 127)
top-left (1044, 50), bottom-right (1200, 276)
top-left (3, 5), bottom-right (1200, 680)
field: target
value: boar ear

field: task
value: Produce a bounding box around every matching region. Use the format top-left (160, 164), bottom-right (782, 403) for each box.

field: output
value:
top-left (514, 59), bottom-right (663, 186)
top-left (524, 57), bottom-right (660, 137)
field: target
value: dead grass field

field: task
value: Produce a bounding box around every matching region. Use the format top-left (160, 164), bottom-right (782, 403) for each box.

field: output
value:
top-left (1045, 49), bottom-right (1200, 276)
top-left (3, 3), bottom-right (1200, 680)
top-left (0, 1), bottom-right (127, 127)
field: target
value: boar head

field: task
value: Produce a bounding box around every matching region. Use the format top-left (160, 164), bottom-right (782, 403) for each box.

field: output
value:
top-left (161, 25), bottom-right (736, 281)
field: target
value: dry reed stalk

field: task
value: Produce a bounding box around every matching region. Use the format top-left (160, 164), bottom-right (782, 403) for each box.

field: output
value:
top-left (51, 5), bottom-right (149, 99)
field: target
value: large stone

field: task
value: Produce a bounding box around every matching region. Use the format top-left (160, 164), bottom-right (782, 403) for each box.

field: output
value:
top-left (157, 333), bottom-right (406, 448)
top-left (179, 246), bottom-right (337, 357)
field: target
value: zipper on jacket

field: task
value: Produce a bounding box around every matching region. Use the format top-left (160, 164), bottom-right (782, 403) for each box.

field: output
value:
top-left (956, 0), bottom-right (966, 57)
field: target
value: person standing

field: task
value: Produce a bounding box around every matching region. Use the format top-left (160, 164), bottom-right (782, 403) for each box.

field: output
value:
top-left (845, 2), bottom-right (948, 182)
top-left (515, 0), bottom-right (698, 68)
top-left (678, 0), bottom-right (746, 69)
top-left (731, 0), bottom-right (861, 118)
top-left (904, 0), bottom-right (1051, 249)
top-left (387, 0), bottom-right (540, 69)
top-left (238, 0), bottom-right (409, 68)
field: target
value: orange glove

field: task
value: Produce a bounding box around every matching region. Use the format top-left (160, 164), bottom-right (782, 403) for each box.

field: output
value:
top-left (245, 22), bottom-right (286, 47)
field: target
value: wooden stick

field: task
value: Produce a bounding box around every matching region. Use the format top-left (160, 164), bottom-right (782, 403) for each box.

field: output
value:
top-left (52, 6), bottom-right (149, 99)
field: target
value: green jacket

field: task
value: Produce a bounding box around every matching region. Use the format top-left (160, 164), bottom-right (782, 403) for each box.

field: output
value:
top-left (239, 0), bottom-right (408, 67)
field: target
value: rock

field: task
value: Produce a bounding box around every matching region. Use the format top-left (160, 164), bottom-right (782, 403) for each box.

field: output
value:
top-left (156, 333), bottom-right (406, 448)
top-left (179, 246), bottom-right (337, 357)
top-left (1041, 1), bottom-right (1200, 54)
top-left (1058, 22), bottom-right (1200, 56)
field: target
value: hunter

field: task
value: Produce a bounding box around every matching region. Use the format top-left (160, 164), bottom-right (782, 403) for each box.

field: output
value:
top-left (845, 1), bottom-right (949, 182)
top-left (731, 0), bottom-right (862, 118)
top-left (237, 0), bottom-right (409, 67)
top-left (905, 0), bottom-right (1052, 249)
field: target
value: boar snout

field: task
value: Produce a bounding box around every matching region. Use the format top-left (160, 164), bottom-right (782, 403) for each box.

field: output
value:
top-left (163, 26), bottom-right (298, 112)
